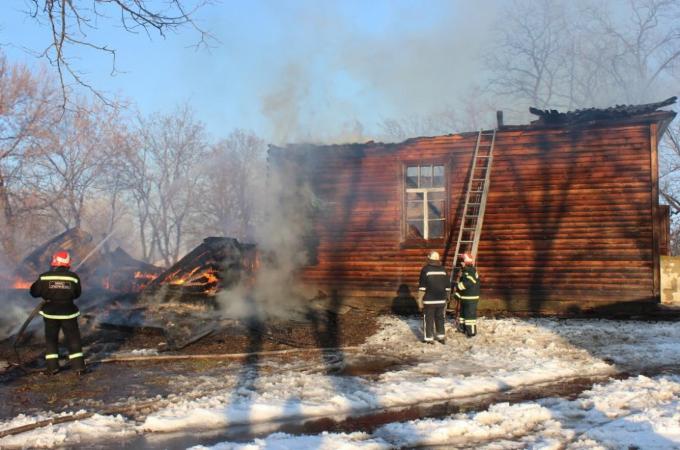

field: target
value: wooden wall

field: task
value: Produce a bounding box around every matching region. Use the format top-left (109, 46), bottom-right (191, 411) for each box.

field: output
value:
top-left (271, 117), bottom-right (669, 314)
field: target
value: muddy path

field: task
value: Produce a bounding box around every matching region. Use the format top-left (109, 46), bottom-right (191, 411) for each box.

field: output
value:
top-left (0, 308), bottom-right (377, 419)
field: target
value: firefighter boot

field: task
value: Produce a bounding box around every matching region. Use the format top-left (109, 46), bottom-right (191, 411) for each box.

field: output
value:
top-left (69, 353), bottom-right (86, 373)
top-left (44, 355), bottom-right (60, 375)
top-left (457, 321), bottom-right (466, 333)
top-left (465, 324), bottom-right (476, 338)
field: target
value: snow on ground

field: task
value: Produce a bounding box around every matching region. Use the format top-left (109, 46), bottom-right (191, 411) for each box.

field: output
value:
top-left (0, 412), bottom-right (134, 448)
top-left (2, 316), bottom-right (680, 448)
top-left (191, 374), bottom-right (680, 450)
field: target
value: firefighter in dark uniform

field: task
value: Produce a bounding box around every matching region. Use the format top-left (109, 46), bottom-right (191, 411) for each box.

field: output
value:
top-left (417, 251), bottom-right (450, 344)
top-left (455, 253), bottom-right (480, 338)
top-left (30, 250), bottom-right (86, 374)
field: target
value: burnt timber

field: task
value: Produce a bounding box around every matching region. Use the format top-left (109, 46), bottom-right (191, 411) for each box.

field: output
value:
top-left (142, 237), bottom-right (258, 304)
top-left (269, 99), bottom-right (677, 315)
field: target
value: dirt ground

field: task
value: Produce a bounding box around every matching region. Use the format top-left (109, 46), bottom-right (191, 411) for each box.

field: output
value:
top-left (0, 307), bottom-right (378, 421)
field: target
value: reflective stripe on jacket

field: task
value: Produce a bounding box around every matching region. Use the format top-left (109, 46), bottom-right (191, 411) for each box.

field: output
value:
top-left (30, 267), bottom-right (82, 317)
top-left (454, 266), bottom-right (480, 301)
top-left (418, 262), bottom-right (451, 301)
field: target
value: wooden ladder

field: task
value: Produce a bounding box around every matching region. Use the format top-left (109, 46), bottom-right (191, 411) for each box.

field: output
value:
top-left (448, 129), bottom-right (496, 289)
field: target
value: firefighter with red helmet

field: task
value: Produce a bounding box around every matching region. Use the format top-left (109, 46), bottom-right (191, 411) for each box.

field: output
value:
top-left (455, 253), bottom-right (480, 338)
top-left (29, 250), bottom-right (86, 374)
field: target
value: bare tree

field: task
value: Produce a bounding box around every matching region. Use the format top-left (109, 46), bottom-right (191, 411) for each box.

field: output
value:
top-left (197, 129), bottom-right (266, 242)
top-left (120, 132), bottom-right (154, 263)
top-left (17, 0), bottom-right (214, 106)
top-left (379, 106), bottom-right (461, 142)
top-left (581, 0), bottom-right (680, 104)
top-left (0, 52), bottom-right (59, 261)
top-left (659, 115), bottom-right (680, 254)
top-left (127, 105), bottom-right (208, 266)
top-left (485, 0), bottom-right (680, 119)
top-left (23, 100), bottom-right (121, 230)
top-left (90, 111), bottom-right (136, 236)
top-left (485, 0), bottom-right (571, 116)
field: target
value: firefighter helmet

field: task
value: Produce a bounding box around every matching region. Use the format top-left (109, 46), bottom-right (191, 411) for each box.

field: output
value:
top-left (51, 250), bottom-right (71, 268)
top-left (460, 253), bottom-right (475, 265)
top-left (428, 251), bottom-right (440, 261)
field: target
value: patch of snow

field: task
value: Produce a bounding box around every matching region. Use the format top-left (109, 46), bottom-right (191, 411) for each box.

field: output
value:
top-left (194, 374), bottom-right (680, 450)
top-left (142, 317), bottom-right (623, 433)
top-left (3, 317), bottom-right (680, 448)
top-left (0, 412), bottom-right (133, 449)
top-left (126, 348), bottom-right (160, 356)
top-left (189, 431), bottom-right (391, 450)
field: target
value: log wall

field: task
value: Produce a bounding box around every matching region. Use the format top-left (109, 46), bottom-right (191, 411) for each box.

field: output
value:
top-left (272, 117), bottom-right (670, 314)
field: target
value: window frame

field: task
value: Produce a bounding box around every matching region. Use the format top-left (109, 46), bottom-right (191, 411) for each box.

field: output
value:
top-left (400, 159), bottom-right (450, 246)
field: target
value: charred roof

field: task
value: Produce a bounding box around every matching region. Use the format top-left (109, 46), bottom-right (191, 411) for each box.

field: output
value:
top-left (269, 98), bottom-right (677, 156)
top-left (528, 96), bottom-right (677, 126)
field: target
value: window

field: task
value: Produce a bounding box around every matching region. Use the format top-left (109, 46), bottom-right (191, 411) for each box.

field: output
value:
top-left (404, 164), bottom-right (446, 240)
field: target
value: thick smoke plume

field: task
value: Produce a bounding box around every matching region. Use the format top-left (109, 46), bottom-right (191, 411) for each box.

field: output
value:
top-left (258, 1), bottom-right (495, 144)
top-left (216, 160), bottom-right (319, 320)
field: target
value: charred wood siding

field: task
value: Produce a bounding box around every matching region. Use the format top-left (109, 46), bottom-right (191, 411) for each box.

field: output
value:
top-left (274, 118), bottom-right (667, 314)
top-left (482, 125), bottom-right (655, 313)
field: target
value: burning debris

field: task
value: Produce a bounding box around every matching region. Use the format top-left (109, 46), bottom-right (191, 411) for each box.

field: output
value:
top-left (9, 228), bottom-right (96, 290)
top-left (142, 237), bottom-right (258, 303)
top-left (98, 247), bottom-right (163, 293)
top-left (8, 228), bottom-right (162, 294)
top-left (0, 229), bottom-right (165, 344)
top-left (100, 237), bottom-right (259, 350)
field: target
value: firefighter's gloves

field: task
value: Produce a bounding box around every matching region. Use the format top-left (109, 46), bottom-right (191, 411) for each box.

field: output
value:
top-left (417, 290), bottom-right (425, 312)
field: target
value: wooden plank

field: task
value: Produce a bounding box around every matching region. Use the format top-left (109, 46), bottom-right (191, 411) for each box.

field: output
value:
top-left (650, 123), bottom-right (660, 299)
top-left (658, 205), bottom-right (670, 255)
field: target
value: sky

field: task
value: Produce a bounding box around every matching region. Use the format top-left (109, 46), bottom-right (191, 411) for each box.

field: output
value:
top-left (0, 0), bottom-right (497, 144)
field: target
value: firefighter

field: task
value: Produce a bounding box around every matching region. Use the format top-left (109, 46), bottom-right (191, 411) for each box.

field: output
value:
top-left (30, 250), bottom-right (86, 375)
top-left (455, 253), bottom-right (480, 338)
top-left (417, 251), bottom-right (451, 344)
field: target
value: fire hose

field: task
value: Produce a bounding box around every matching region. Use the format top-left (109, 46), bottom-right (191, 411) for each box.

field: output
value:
top-left (11, 232), bottom-right (114, 372)
top-left (11, 300), bottom-right (47, 371)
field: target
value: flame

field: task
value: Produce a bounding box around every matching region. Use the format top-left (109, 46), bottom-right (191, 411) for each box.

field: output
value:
top-left (12, 278), bottom-right (31, 289)
top-left (168, 266), bottom-right (202, 286)
top-left (131, 271), bottom-right (157, 291)
top-left (164, 266), bottom-right (220, 294)
top-left (134, 271), bottom-right (156, 280)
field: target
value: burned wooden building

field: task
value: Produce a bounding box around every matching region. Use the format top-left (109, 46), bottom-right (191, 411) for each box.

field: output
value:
top-left (269, 98), bottom-right (677, 315)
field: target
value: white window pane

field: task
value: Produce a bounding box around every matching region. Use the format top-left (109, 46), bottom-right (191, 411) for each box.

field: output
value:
top-left (428, 200), bottom-right (445, 219)
top-left (407, 201), bottom-right (424, 219)
top-left (433, 165), bottom-right (445, 187)
top-left (420, 165), bottom-right (432, 188)
top-left (407, 221), bottom-right (424, 239)
top-left (429, 191), bottom-right (445, 202)
top-left (406, 166), bottom-right (418, 188)
top-left (428, 220), bottom-right (444, 238)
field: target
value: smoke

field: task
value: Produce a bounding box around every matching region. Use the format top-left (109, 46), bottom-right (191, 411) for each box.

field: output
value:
top-left (254, 0), bottom-right (680, 142)
top-left (216, 157), bottom-right (319, 321)
top-left (0, 293), bottom-right (34, 341)
top-left (0, 250), bottom-right (12, 290)
top-left (258, 1), bottom-right (498, 144)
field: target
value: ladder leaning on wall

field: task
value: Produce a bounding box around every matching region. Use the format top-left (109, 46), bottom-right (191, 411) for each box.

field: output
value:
top-left (447, 129), bottom-right (496, 313)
